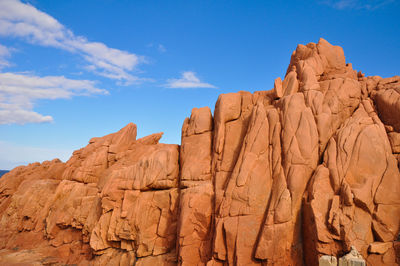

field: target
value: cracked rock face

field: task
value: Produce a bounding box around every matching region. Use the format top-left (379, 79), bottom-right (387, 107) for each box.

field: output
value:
top-left (0, 39), bottom-right (399, 265)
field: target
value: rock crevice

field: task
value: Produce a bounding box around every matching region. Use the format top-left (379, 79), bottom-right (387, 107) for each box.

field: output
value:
top-left (0, 39), bottom-right (399, 265)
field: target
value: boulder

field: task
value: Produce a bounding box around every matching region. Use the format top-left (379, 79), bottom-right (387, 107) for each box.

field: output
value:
top-left (0, 39), bottom-right (399, 265)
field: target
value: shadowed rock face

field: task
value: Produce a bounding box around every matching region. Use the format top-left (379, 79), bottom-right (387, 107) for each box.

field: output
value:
top-left (0, 39), bottom-right (399, 266)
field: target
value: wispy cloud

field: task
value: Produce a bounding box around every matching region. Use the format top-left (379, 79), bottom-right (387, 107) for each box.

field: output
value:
top-left (321, 0), bottom-right (395, 10)
top-left (0, 0), bottom-right (144, 84)
top-left (147, 43), bottom-right (167, 53)
top-left (158, 44), bottom-right (166, 53)
top-left (0, 72), bottom-right (108, 124)
top-left (165, 71), bottom-right (216, 89)
top-left (0, 44), bottom-right (11, 69)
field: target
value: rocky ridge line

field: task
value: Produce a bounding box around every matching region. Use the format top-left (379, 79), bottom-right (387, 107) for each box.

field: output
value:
top-left (0, 38), bottom-right (399, 265)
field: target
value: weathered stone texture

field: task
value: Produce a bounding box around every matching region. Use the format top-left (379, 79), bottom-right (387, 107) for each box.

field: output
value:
top-left (0, 39), bottom-right (399, 265)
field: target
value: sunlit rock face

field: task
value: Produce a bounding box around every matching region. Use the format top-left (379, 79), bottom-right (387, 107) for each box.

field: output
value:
top-left (0, 39), bottom-right (399, 266)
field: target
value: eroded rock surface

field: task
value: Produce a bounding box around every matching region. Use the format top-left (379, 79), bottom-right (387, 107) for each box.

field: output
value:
top-left (0, 39), bottom-right (399, 265)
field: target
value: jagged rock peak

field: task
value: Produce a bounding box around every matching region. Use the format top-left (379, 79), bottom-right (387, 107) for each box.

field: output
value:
top-left (0, 39), bottom-right (399, 265)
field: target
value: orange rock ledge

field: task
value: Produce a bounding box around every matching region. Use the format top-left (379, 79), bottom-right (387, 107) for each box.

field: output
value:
top-left (0, 39), bottom-right (399, 265)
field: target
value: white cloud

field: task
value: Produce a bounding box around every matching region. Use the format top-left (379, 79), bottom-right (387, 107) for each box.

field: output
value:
top-left (321, 0), bottom-right (394, 10)
top-left (0, 140), bottom-right (73, 169)
top-left (0, 44), bottom-right (11, 69)
top-left (147, 43), bottom-right (167, 53)
top-left (158, 44), bottom-right (166, 53)
top-left (0, 107), bottom-right (52, 124)
top-left (0, 0), bottom-right (144, 83)
top-left (0, 72), bottom-right (108, 124)
top-left (165, 71), bottom-right (216, 89)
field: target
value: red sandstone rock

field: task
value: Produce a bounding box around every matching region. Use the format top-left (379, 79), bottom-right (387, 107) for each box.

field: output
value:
top-left (0, 39), bottom-right (399, 265)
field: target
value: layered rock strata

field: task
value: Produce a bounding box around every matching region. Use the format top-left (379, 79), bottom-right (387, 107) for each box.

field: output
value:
top-left (0, 39), bottom-right (399, 265)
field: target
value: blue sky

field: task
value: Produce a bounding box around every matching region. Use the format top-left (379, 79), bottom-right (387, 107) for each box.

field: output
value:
top-left (0, 0), bottom-right (399, 169)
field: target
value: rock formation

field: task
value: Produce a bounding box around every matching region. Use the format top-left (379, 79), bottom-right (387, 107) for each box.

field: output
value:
top-left (0, 38), bottom-right (399, 265)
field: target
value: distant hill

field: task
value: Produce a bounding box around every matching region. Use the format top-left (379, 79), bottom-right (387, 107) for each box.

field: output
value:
top-left (0, 170), bottom-right (9, 178)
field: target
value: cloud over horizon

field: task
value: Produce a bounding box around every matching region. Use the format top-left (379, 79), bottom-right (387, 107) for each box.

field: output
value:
top-left (165, 71), bottom-right (216, 89)
top-left (0, 72), bottom-right (108, 124)
top-left (0, 140), bottom-right (73, 169)
top-left (0, 0), bottom-right (144, 83)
